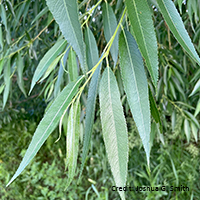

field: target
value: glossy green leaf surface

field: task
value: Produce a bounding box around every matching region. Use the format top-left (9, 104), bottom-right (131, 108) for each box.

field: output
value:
top-left (46, 0), bottom-right (87, 73)
top-left (99, 67), bottom-right (128, 200)
top-left (7, 76), bottom-right (84, 186)
top-left (156, 0), bottom-right (200, 66)
top-left (119, 30), bottom-right (150, 165)
top-left (125, 0), bottom-right (158, 86)
top-left (103, 2), bottom-right (119, 67)
top-left (66, 100), bottom-right (80, 188)
top-left (30, 38), bottom-right (67, 93)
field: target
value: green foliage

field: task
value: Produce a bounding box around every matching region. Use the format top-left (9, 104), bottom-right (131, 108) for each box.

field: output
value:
top-left (1, 0), bottom-right (200, 199)
top-left (99, 67), bottom-right (128, 200)
top-left (46, 0), bottom-right (87, 73)
top-left (119, 29), bottom-right (150, 165)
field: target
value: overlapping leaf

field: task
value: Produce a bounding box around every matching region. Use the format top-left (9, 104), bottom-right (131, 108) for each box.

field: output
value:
top-left (125, 0), bottom-right (158, 86)
top-left (80, 28), bottom-right (101, 178)
top-left (46, 0), bottom-right (87, 73)
top-left (156, 0), bottom-right (200, 66)
top-left (99, 67), bottom-right (128, 200)
top-left (7, 76), bottom-right (84, 186)
top-left (66, 100), bottom-right (80, 188)
top-left (80, 58), bottom-right (102, 178)
top-left (30, 38), bottom-right (67, 93)
top-left (119, 30), bottom-right (150, 165)
top-left (102, 2), bottom-right (119, 67)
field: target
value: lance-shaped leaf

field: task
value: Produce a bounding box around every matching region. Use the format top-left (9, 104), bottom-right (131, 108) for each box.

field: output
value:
top-left (156, 0), bottom-right (200, 66)
top-left (66, 100), bottom-right (80, 189)
top-left (149, 86), bottom-right (162, 133)
top-left (99, 67), bottom-right (128, 200)
top-left (103, 2), bottom-right (119, 67)
top-left (54, 46), bottom-right (70, 97)
top-left (68, 48), bottom-right (78, 82)
top-left (80, 56), bottom-right (102, 178)
top-left (189, 79), bottom-right (200, 97)
top-left (17, 53), bottom-right (27, 97)
top-left (46, 0), bottom-right (87, 73)
top-left (3, 59), bottom-right (11, 109)
top-left (125, 0), bottom-right (158, 86)
top-left (85, 26), bottom-right (99, 70)
top-left (30, 38), bottom-right (67, 93)
top-left (119, 30), bottom-right (150, 166)
top-left (6, 76), bottom-right (84, 186)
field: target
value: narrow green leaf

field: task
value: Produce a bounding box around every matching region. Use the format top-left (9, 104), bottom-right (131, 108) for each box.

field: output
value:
top-left (31, 7), bottom-right (49, 24)
top-left (0, 58), bottom-right (4, 75)
top-left (119, 30), bottom-right (150, 165)
top-left (39, 54), bottom-right (62, 83)
top-left (68, 48), bottom-right (78, 82)
top-left (156, 0), bottom-right (200, 65)
top-left (125, 0), bottom-right (158, 86)
top-left (0, 25), bottom-right (3, 49)
top-left (85, 26), bottom-right (99, 70)
top-left (184, 119), bottom-right (190, 143)
top-left (99, 67), bottom-right (128, 200)
top-left (149, 87), bottom-right (162, 133)
top-left (103, 2), bottom-right (119, 67)
top-left (54, 46), bottom-right (70, 97)
top-left (17, 54), bottom-right (26, 97)
top-left (0, 4), bottom-right (8, 31)
top-left (190, 122), bottom-right (198, 142)
top-left (183, 110), bottom-right (200, 128)
top-left (3, 59), bottom-right (11, 109)
top-left (194, 99), bottom-right (200, 117)
top-left (30, 38), bottom-right (67, 93)
top-left (6, 76), bottom-right (84, 186)
top-left (80, 56), bottom-right (102, 178)
top-left (46, 0), bottom-right (87, 73)
top-left (189, 79), bottom-right (200, 97)
top-left (0, 84), bottom-right (5, 95)
top-left (66, 100), bottom-right (80, 189)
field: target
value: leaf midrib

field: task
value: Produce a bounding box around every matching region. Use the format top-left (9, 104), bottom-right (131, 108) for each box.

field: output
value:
top-left (131, 0), bottom-right (153, 76)
top-left (160, 0), bottom-right (198, 60)
top-left (123, 31), bottom-right (147, 136)
top-left (24, 79), bottom-right (82, 166)
top-left (107, 68), bottom-right (123, 183)
top-left (62, 0), bottom-right (85, 69)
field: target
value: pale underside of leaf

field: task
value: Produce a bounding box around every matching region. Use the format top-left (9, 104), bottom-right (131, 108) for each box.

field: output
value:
top-left (46, 0), bottom-right (87, 73)
top-left (7, 76), bottom-right (84, 186)
top-left (119, 30), bottom-right (150, 166)
top-left (99, 67), bottom-right (128, 200)
top-left (66, 100), bottom-right (80, 189)
top-left (156, 0), bottom-right (200, 65)
top-left (125, 0), bottom-right (158, 86)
